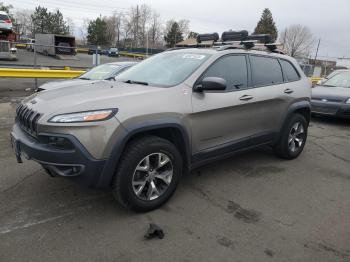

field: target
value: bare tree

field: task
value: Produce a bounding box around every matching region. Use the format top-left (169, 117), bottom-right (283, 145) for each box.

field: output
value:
top-left (148, 12), bottom-right (162, 48)
top-left (13, 9), bottom-right (33, 38)
top-left (104, 15), bottom-right (117, 45)
top-left (66, 17), bottom-right (75, 35)
top-left (78, 18), bottom-right (89, 45)
top-left (279, 24), bottom-right (314, 58)
top-left (178, 19), bottom-right (190, 37)
top-left (114, 12), bottom-right (123, 47)
top-left (138, 4), bottom-right (152, 47)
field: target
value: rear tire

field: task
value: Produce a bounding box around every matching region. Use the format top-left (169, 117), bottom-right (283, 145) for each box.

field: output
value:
top-left (274, 114), bottom-right (308, 160)
top-left (112, 136), bottom-right (182, 212)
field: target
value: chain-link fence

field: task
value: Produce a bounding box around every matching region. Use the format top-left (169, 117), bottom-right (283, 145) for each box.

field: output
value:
top-left (0, 42), bottom-right (144, 70)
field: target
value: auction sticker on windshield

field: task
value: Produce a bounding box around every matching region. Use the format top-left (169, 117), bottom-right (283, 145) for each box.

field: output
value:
top-left (182, 54), bottom-right (206, 60)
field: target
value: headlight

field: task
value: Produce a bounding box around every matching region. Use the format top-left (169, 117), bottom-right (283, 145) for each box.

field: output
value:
top-left (49, 109), bottom-right (117, 123)
top-left (346, 98), bottom-right (350, 104)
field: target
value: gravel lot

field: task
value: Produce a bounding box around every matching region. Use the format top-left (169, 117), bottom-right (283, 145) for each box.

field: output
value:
top-left (0, 83), bottom-right (349, 262)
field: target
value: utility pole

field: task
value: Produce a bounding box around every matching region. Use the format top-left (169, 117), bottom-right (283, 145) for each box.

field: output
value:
top-left (313, 38), bottom-right (321, 66)
top-left (135, 5), bottom-right (139, 48)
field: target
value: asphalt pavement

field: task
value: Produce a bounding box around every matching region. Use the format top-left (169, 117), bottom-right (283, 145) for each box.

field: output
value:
top-left (0, 85), bottom-right (349, 262)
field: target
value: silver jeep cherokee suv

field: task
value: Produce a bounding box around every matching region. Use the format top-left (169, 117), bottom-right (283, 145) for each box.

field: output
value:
top-left (11, 47), bottom-right (311, 211)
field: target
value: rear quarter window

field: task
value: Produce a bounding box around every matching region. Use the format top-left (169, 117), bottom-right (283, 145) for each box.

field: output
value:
top-left (280, 59), bottom-right (300, 82)
top-left (250, 55), bottom-right (283, 87)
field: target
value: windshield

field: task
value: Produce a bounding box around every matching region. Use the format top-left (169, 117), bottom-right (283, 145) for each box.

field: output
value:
top-left (79, 64), bottom-right (127, 80)
top-left (116, 51), bottom-right (212, 87)
top-left (322, 72), bottom-right (350, 88)
top-left (0, 14), bottom-right (9, 20)
top-left (110, 48), bottom-right (118, 51)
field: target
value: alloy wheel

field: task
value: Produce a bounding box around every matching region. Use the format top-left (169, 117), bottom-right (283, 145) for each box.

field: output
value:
top-left (132, 153), bottom-right (173, 201)
top-left (288, 122), bottom-right (305, 152)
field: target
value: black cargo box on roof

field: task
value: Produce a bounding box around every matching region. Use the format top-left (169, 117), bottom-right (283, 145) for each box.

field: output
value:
top-left (197, 33), bottom-right (219, 43)
top-left (221, 30), bottom-right (248, 42)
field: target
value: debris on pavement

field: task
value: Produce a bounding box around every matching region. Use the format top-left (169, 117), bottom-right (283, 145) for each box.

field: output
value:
top-left (144, 223), bottom-right (165, 240)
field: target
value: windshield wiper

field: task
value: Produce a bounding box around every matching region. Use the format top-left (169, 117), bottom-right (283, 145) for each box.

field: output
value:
top-left (78, 77), bottom-right (91, 80)
top-left (124, 79), bottom-right (149, 86)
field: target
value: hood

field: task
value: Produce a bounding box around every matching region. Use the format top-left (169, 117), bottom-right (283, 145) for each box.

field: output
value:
top-left (38, 79), bottom-right (101, 91)
top-left (312, 86), bottom-right (350, 102)
top-left (23, 81), bottom-right (165, 119)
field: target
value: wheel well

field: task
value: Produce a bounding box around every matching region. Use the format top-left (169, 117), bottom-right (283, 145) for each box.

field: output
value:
top-left (123, 127), bottom-right (190, 171)
top-left (295, 107), bottom-right (311, 124)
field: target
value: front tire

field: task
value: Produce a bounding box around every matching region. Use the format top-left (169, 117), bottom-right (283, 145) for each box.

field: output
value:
top-left (112, 136), bottom-right (182, 212)
top-left (274, 113), bottom-right (308, 159)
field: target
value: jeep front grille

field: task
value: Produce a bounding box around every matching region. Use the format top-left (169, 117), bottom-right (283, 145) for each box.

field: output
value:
top-left (16, 104), bottom-right (41, 136)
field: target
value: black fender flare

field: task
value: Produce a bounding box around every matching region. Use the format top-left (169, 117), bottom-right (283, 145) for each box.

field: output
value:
top-left (276, 100), bottom-right (311, 142)
top-left (97, 120), bottom-right (191, 188)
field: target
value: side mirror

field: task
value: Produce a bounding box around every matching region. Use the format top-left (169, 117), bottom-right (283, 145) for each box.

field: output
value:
top-left (194, 77), bottom-right (227, 92)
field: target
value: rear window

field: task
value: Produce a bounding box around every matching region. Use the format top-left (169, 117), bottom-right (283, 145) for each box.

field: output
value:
top-left (250, 56), bottom-right (283, 86)
top-left (280, 59), bottom-right (300, 82)
top-left (0, 14), bottom-right (9, 20)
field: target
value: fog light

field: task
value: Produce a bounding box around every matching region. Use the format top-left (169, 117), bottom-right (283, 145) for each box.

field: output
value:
top-left (47, 136), bottom-right (74, 150)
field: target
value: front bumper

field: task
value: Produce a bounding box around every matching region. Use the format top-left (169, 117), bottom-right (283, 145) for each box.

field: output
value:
top-left (10, 123), bottom-right (107, 187)
top-left (311, 100), bottom-right (350, 119)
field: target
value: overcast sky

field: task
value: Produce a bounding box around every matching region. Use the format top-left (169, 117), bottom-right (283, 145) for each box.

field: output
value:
top-left (8, 0), bottom-right (350, 59)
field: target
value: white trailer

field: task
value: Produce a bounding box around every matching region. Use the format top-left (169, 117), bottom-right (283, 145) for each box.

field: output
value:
top-left (35, 34), bottom-right (76, 56)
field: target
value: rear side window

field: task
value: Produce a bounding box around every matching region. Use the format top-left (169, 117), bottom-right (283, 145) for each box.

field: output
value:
top-left (201, 55), bottom-right (248, 91)
top-left (250, 56), bottom-right (283, 86)
top-left (280, 59), bottom-right (300, 82)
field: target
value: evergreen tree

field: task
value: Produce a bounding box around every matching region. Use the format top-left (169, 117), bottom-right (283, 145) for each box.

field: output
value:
top-left (188, 31), bottom-right (199, 39)
top-left (254, 8), bottom-right (278, 41)
top-left (164, 22), bottom-right (183, 47)
top-left (87, 18), bottom-right (108, 45)
top-left (31, 6), bottom-right (69, 35)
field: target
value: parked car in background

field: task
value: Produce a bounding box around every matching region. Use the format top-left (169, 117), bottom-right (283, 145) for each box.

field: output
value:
top-left (36, 61), bottom-right (138, 92)
top-left (108, 47), bottom-right (119, 57)
top-left (88, 46), bottom-right (102, 55)
top-left (56, 42), bottom-right (73, 55)
top-left (316, 69), bottom-right (348, 86)
top-left (311, 70), bottom-right (350, 119)
top-left (26, 39), bottom-right (35, 52)
top-left (0, 11), bottom-right (12, 31)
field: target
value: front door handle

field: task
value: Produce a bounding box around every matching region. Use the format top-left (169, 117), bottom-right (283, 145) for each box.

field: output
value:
top-left (284, 89), bottom-right (294, 94)
top-left (239, 95), bottom-right (254, 101)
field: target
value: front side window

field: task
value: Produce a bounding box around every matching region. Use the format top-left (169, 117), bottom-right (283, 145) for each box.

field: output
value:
top-left (116, 51), bottom-right (211, 87)
top-left (200, 55), bottom-right (248, 91)
top-left (280, 59), bottom-right (300, 82)
top-left (250, 56), bottom-right (283, 86)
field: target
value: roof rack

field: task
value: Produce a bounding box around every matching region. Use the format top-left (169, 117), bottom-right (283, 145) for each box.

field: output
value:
top-left (194, 31), bottom-right (285, 54)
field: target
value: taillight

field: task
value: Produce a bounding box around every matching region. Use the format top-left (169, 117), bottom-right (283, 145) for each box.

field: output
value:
top-left (4, 19), bottom-right (11, 23)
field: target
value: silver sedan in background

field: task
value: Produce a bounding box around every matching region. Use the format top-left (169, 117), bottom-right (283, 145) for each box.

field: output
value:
top-left (36, 61), bottom-right (138, 92)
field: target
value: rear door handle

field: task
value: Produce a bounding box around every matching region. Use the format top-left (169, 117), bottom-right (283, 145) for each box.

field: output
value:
top-left (284, 89), bottom-right (294, 94)
top-left (239, 95), bottom-right (254, 101)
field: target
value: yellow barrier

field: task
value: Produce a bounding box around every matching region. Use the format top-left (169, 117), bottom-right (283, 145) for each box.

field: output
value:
top-left (76, 48), bottom-right (89, 53)
top-left (15, 43), bottom-right (27, 49)
top-left (0, 68), bottom-right (85, 78)
top-left (119, 51), bottom-right (146, 58)
top-left (310, 77), bottom-right (322, 85)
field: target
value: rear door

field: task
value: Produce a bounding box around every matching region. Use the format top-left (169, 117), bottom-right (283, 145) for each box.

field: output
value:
top-left (233, 55), bottom-right (290, 137)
